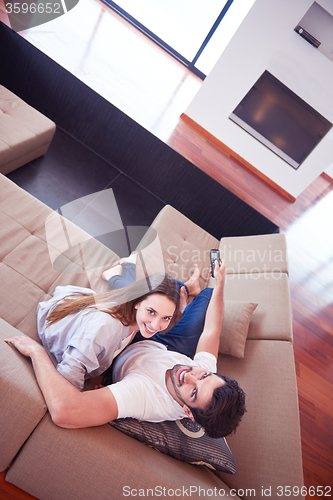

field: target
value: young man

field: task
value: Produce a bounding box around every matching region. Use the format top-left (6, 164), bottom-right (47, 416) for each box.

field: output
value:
top-left (5, 260), bottom-right (246, 439)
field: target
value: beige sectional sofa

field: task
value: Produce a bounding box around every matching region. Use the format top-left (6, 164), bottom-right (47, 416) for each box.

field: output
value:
top-left (0, 173), bottom-right (304, 499)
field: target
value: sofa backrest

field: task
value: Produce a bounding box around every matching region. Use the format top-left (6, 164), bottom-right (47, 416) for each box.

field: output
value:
top-left (0, 174), bottom-right (118, 340)
top-left (146, 204), bottom-right (219, 289)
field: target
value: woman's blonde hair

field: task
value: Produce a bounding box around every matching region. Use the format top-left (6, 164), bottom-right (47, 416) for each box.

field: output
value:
top-left (46, 273), bottom-right (180, 327)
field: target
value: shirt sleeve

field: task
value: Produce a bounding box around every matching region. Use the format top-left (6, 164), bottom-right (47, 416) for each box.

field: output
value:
top-left (56, 346), bottom-right (88, 391)
top-left (56, 342), bottom-right (104, 391)
top-left (107, 375), bottom-right (147, 420)
top-left (193, 351), bottom-right (217, 373)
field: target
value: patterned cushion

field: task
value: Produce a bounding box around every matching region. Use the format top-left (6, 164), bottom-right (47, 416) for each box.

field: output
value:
top-left (110, 418), bottom-right (236, 474)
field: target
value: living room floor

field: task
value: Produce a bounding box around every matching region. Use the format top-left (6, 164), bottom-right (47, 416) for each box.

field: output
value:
top-left (1, 0), bottom-right (333, 492)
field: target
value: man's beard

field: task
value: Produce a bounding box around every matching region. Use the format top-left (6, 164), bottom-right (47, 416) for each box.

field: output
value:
top-left (170, 364), bottom-right (193, 405)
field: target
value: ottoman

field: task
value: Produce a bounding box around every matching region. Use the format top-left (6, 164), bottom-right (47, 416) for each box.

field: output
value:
top-left (0, 85), bottom-right (56, 174)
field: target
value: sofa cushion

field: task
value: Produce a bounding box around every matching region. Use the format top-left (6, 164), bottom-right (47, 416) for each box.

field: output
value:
top-left (37, 210), bottom-right (119, 270)
top-left (0, 211), bottom-right (31, 260)
top-left (147, 204), bottom-right (219, 289)
top-left (209, 272), bottom-right (293, 342)
top-left (6, 413), bottom-right (240, 500)
top-left (0, 178), bottom-right (53, 233)
top-left (0, 171), bottom-right (19, 196)
top-left (0, 174), bottom-right (118, 337)
top-left (219, 233), bottom-right (289, 275)
top-left (0, 263), bottom-right (45, 331)
top-left (216, 340), bottom-right (303, 496)
top-left (219, 301), bottom-right (258, 358)
top-left (110, 418), bottom-right (237, 474)
top-left (0, 320), bottom-right (47, 472)
top-left (2, 234), bottom-right (74, 293)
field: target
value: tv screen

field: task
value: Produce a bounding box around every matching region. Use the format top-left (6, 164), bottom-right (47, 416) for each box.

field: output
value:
top-left (229, 71), bottom-right (332, 169)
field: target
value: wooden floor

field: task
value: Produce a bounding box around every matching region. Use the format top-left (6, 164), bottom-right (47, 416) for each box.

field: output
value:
top-left (1, 0), bottom-right (333, 496)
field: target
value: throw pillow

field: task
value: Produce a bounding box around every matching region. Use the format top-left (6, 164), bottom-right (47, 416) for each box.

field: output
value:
top-left (110, 417), bottom-right (236, 474)
top-left (219, 301), bottom-right (258, 358)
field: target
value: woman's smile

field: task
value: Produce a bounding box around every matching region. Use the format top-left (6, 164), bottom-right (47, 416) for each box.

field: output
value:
top-left (144, 323), bottom-right (157, 335)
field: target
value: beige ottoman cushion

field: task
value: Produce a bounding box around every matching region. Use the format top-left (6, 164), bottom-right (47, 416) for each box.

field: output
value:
top-left (0, 86), bottom-right (56, 174)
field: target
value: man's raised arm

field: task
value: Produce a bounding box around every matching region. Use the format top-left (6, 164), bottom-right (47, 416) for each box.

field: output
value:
top-left (195, 260), bottom-right (226, 359)
top-left (4, 335), bottom-right (118, 429)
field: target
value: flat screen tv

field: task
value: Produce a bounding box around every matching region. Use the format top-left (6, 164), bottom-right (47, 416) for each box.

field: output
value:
top-left (229, 71), bottom-right (332, 169)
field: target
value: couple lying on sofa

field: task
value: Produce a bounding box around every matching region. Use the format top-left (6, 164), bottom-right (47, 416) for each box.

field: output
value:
top-left (5, 255), bottom-right (246, 439)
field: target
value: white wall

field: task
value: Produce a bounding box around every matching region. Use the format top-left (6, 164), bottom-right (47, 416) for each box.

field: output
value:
top-left (185, 0), bottom-right (333, 198)
top-left (325, 162), bottom-right (333, 179)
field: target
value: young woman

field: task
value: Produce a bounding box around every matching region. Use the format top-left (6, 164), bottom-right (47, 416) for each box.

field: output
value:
top-left (38, 262), bottom-right (201, 391)
top-left (37, 272), bottom-right (180, 390)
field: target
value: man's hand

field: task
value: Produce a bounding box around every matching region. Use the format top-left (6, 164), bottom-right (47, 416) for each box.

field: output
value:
top-left (212, 259), bottom-right (226, 288)
top-left (195, 259), bottom-right (226, 359)
top-left (4, 335), bottom-right (44, 358)
top-left (4, 334), bottom-right (118, 429)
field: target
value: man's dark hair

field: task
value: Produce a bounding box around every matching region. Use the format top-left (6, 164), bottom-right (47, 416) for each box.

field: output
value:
top-left (189, 374), bottom-right (246, 439)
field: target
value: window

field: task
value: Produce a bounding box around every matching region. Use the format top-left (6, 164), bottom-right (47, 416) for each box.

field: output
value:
top-left (101, 0), bottom-right (256, 78)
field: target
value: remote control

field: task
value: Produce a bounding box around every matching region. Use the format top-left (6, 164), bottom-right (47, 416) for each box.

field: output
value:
top-left (210, 249), bottom-right (220, 277)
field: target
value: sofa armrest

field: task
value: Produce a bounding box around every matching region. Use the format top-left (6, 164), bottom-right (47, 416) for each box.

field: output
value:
top-left (220, 234), bottom-right (289, 275)
top-left (0, 319), bottom-right (47, 471)
top-left (216, 272), bottom-right (293, 342)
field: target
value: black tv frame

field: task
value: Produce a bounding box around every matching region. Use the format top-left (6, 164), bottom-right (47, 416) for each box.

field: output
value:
top-left (229, 71), bottom-right (332, 169)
